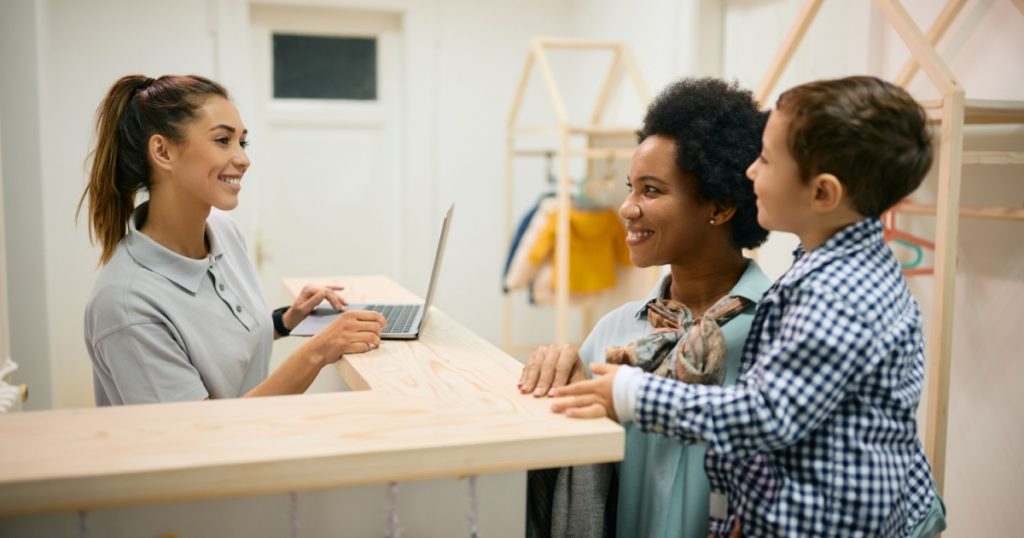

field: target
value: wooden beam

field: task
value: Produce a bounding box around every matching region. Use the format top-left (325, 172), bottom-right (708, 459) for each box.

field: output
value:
top-left (874, 0), bottom-right (960, 96)
top-left (531, 41), bottom-right (570, 126)
top-left (898, 202), bottom-right (1024, 220)
top-left (590, 49), bottom-right (624, 125)
top-left (961, 151), bottom-right (1024, 165)
top-left (507, 49), bottom-right (536, 131)
top-left (619, 44), bottom-right (652, 106)
top-left (534, 37), bottom-right (622, 50)
top-left (754, 0), bottom-right (824, 106)
top-left (920, 98), bottom-right (1024, 124)
top-left (894, 0), bottom-right (967, 87)
top-left (923, 91), bottom-right (965, 495)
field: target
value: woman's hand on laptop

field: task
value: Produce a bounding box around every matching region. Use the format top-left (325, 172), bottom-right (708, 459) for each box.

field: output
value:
top-left (309, 310), bottom-right (388, 364)
top-left (281, 284), bottom-right (348, 331)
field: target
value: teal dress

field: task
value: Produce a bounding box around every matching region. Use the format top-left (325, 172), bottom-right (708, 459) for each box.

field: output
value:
top-left (579, 261), bottom-right (770, 538)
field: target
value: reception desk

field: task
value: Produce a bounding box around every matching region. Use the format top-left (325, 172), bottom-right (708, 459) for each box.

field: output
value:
top-left (0, 275), bottom-right (623, 526)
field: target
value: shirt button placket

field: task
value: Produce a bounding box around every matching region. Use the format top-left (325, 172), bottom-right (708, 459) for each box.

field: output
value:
top-left (210, 266), bottom-right (251, 330)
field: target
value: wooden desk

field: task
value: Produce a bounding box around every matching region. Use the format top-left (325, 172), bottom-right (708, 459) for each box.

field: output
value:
top-left (0, 276), bottom-right (623, 517)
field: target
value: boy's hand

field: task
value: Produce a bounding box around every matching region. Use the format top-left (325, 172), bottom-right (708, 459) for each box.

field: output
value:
top-left (550, 362), bottom-right (619, 420)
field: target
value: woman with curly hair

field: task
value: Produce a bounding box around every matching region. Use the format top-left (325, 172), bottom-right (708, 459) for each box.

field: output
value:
top-left (519, 78), bottom-right (769, 538)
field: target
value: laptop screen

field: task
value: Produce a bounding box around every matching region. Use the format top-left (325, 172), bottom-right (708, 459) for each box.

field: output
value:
top-left (419, 204), bottom-right (454, 330)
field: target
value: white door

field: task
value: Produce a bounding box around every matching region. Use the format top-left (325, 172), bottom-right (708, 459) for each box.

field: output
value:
top-left (248, 6), bottom-right (403, 374)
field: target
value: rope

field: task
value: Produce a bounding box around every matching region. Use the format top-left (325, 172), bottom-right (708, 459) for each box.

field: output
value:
top-left (77, 510), bottom-right (88, 538)
top-left (289, 491), bottom-right (299, 538)
top-left (467, 475), bottom-right (480, 538)
top-left (386, 481), bottom-right (402, 538)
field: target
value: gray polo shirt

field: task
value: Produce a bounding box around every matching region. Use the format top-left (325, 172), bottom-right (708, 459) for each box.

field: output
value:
top-left (85, 202), bottom-right (273, 405)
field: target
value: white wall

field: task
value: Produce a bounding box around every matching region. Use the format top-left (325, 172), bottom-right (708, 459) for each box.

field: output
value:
top-left (0, 0), bottom-right (54, 410)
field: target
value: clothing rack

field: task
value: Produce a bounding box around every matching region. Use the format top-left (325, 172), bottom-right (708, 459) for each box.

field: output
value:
top-left (754, 0), bottom-right (1024, 494)
top-left (503, 38), bottom-right (660, 353)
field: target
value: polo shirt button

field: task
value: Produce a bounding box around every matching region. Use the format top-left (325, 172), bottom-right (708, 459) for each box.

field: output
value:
top-left (236, 305), bottom-right (242, 313)
top-left (219, 283), bottom-right (225, 291)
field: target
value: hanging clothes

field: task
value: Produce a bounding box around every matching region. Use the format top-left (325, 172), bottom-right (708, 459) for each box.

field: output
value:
top-left (527, 208), bottom-right (631, 294)
top-left (503, 194), bottom-right (555, 292)
top-left (530, 263), bottom-right (603, 309)
top-left (505, 197), bottom-right (559, 293)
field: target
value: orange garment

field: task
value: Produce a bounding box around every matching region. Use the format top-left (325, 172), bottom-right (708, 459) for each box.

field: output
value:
top-left (527, 208), bottom-right (631, 293)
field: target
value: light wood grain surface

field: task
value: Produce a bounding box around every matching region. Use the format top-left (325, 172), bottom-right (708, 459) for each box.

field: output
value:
top-left (0, 276), bottom-right (623, 516)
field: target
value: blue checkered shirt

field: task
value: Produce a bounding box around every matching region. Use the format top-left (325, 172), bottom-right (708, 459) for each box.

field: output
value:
top-left (633, 218), bottom-right (936, 537)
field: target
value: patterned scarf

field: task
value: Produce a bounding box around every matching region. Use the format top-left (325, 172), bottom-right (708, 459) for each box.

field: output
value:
top-left (605, 294), bottom-right (752, 385)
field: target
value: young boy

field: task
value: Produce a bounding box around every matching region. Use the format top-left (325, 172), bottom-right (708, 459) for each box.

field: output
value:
top-left (553, 76), bottom-right (945, 537)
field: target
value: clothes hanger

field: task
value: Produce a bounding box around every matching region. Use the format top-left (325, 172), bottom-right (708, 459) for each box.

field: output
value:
top-left (891, 238), bottom-right (923, 269)
top-left (575, 154), bottom-right (620, 211)
top-left (883, 203), bottom-right (935, 277)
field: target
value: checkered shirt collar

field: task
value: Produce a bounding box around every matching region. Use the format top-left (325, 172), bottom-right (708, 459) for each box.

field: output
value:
top-left (781, 217), bottom-right (883, 288)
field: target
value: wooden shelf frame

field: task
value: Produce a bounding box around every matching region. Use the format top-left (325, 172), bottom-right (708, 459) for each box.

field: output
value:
top-left (752, 0), bottom-right (1024, 494)
top-left (504, 38), bottom-right (658, 350)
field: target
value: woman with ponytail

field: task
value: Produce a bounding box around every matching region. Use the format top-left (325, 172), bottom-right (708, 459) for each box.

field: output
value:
top-left (80, 74), bottom-right (385, 405)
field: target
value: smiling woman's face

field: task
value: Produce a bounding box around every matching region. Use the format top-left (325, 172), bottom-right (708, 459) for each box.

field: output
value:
top-left (619, 134), bottom-right (717, 268)
top-left (164, 96), bottom-right (251, 212)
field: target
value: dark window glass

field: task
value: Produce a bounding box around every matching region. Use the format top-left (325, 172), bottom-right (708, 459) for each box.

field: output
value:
top-left (272, 34), bottom-right (377, 100)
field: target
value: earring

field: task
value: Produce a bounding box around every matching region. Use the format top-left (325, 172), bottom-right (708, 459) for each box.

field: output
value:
top-left (709, 218), bottom-right (716, 225)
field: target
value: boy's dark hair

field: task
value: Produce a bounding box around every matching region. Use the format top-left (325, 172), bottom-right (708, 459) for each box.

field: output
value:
top-left (638, 77), bottom-right (769, 249)
top-left (776, 76), bottom-right (933, 217)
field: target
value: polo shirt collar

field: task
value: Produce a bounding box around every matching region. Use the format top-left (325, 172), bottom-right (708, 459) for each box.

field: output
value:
top-left (124, 202), bottom-right (225, 293)
top-left (633, 259), bottom-right (768, 320)
top-left (780, 217), bottom-right (882, 287)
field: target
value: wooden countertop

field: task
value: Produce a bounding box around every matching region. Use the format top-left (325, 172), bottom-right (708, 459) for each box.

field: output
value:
top-left (0, 276), bottom-right (623, 516)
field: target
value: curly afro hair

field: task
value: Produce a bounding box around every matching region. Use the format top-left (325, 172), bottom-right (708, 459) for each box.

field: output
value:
top-left (638, 77), bottom-right (769, 249)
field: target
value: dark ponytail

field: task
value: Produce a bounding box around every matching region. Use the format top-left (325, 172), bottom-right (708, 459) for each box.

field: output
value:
top-left (78, 74), bottom-right (229, 264)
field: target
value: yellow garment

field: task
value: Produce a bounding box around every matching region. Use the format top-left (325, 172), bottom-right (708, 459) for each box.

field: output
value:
top-left (527, 208), bottom-right (631, 293)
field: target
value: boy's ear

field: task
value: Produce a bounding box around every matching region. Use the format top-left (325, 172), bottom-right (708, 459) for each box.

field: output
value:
top-left (710, 203), bottom-right (738, 225)
top-left (808, 173), bottom-right (846, 213)
top-left (149, 134), bottom-right (174, 172)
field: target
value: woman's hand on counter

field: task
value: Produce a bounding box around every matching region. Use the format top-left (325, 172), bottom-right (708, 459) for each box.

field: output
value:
top-left (518, 344), bottom-right (588, 397)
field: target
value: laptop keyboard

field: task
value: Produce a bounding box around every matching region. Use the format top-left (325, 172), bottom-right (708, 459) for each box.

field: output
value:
top-left (366, 304), bottom-right (420, 334)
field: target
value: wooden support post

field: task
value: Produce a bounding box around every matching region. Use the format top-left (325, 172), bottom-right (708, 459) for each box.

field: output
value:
top-left (923, 92), bottom-right (965, 494)
top-left (555, 129), bottom-right (571, 345)
top-left (875, 0), bottom-right (966, 495)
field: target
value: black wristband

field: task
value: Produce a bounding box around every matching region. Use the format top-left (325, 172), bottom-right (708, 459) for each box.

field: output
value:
top-left (272, 306), bottom-right (291, 337)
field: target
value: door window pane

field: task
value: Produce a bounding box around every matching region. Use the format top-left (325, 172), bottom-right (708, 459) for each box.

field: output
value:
top-left (273, 34), bottom-right (377, 100)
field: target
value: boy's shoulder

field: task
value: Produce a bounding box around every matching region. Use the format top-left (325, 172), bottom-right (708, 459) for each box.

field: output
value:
top-left (776, 219), bottom-right (892, 288)
top-left (775, 219), bottom-right (915, 327)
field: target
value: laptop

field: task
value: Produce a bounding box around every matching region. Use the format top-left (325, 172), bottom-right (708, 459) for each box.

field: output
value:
top-left (291, 204), bottom-right (453, 340)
